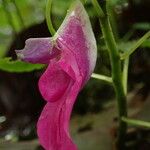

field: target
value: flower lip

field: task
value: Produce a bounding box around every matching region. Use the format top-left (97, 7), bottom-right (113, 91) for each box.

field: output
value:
top-left (15, 38), bottom-right (61, 64)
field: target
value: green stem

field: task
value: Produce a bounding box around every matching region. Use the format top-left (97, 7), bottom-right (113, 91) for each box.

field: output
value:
top-left (107, 2), bottom-right (119, 41)
top-left (122, 57), bottom-right (129, 95)
top-left (121, 31), bottom-right (150, 59)
top-left (122, 117), bottom-right (150, 128)
top-left (46, 0), bottom-right (56, 35)
top-left (92, 1), bottom-right (128, 149)
top-left (100, 16), bottom-right (127, 150)
top-left (91, 73), bottom-right (113, 83)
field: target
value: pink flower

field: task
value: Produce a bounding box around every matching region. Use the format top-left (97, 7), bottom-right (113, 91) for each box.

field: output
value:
top-left (16, 1), bottom-right (97, 150)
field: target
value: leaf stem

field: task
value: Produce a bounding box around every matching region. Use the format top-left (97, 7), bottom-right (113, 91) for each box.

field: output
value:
top-left (46, 0), bottom-right (56, 36)
top-left (122, 117), bottom-right (150, 128)
top-left (91, 73), bottom-right (112, 83)
top-left (121, 31), bottom-right (150, 59)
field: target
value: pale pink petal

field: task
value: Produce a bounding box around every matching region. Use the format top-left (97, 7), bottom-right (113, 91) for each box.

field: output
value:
top-left (56, 0), bottom-right (97, 82)
top-left (16, 38), bottom-right (60, 64)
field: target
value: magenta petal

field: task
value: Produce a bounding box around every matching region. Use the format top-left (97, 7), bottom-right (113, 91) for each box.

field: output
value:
top-left (56, 0), bottom-right (97, 82)
top-left (38, 68), bottom-right (81, 150)
top-left (38, 51), bottom-right (82, 150)
top-left (38, 61), bottom-right (74, 103)
top-left (39, 51), bottom-right (80, 103)
top-left (16, 38), bottom-right (60, 64)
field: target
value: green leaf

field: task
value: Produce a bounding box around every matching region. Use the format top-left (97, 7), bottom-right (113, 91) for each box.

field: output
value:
top-left (0, 57), bottom-right (45, 73)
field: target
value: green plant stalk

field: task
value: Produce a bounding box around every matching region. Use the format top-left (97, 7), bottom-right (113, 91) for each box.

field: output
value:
top-left (91, 73), bottom-right (113, 83)
top-left (46, 0), bottom-right (56, 36)
top-left (122, 117), bottom-right (150, 128)
top-left (92, 1), bottom-right (128, 148)
top-left (107, 2), bottom-right (119, 41)
top-left (99, 10), bottom-right (127, 150)
top-left (122, 57), bottom-right (129, 95)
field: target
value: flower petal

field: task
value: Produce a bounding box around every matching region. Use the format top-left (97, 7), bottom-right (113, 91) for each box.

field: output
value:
top-left (38, 47), bottom-right (82, 149)
top-left (16, 38), bottom-right (60, 64)
top-left (56, 0), bottom-right (97, 82)
top-left (39, 50), bottom-right (80, 103)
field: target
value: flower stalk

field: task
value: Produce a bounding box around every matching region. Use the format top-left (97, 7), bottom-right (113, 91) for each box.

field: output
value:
top-left (46, 0), bottom-right (56, 35)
